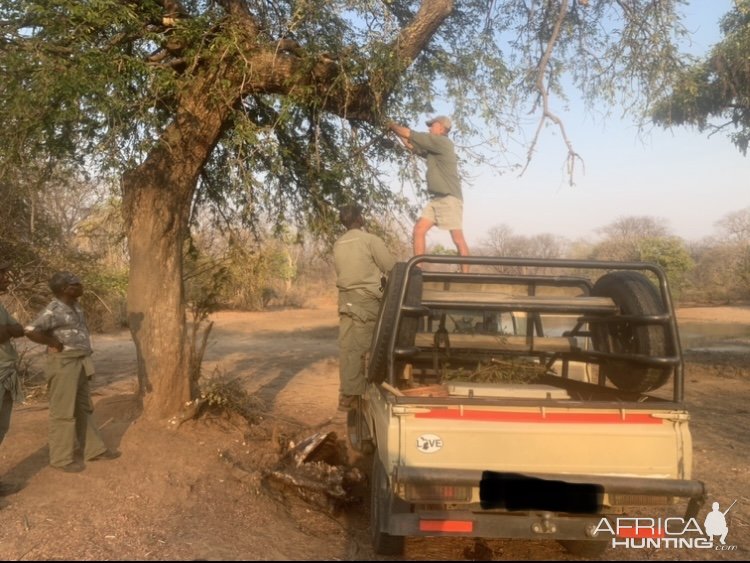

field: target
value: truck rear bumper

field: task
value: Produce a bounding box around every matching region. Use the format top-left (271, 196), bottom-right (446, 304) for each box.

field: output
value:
top-left (388, 509), bottom-right (605, 540)
top-left (396, 467), bottom-right (705, 501)
top-left (389, 467), bottom-right (706, 539)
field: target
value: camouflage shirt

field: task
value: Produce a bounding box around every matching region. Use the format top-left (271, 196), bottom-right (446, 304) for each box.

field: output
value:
top-left (27, 298), bottom-right (93, 354)
top-left (0, 303), bottom-right (20, 370)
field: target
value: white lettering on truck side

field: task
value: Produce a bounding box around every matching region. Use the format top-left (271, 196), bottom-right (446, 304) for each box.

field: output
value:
top-left (417, 434), bottom-right (443, 453)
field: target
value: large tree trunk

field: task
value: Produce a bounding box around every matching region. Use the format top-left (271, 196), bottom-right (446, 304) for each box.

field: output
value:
top-left (123, 81), bottom-right (231, 420)
top-left (124, 177), bottom-right (192, 420)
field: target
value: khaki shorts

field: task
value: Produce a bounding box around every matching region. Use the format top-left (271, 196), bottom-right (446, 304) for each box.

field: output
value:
top-left (421, 195), bottom-right (464, 230)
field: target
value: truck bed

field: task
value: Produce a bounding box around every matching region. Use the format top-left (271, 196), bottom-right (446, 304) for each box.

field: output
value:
top-left (353, 256), bottom-right (705, 556)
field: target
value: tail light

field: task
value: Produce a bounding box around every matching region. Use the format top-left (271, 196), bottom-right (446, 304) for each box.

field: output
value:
top-left (403, 483), bottom-right (472, 502)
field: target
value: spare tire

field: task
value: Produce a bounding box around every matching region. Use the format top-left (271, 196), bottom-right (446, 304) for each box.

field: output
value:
top-left (590, 271), bottom-right (671, 393)
top-left (367, 262), bottom-right (422, 384)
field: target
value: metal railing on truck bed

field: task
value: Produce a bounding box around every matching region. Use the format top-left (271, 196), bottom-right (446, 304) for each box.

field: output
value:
top-left (368, 255), bottom-right (685, 403)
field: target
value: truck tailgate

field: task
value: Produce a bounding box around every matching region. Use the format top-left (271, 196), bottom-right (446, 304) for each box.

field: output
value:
top-left (394, 403), bottom-right (692, 479)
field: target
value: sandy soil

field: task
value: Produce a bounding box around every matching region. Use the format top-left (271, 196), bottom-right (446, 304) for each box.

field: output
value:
top-left (676, 305), bottom-right (750, 324)
top-left (0, 304), bottom-right (748, 561)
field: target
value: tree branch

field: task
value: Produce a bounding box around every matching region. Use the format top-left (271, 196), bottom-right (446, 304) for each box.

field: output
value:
top-left (521, 0), bottom-right (583, 186)
top-left (227, 0), bottom-right (455, 124)
top-left (393, 0), bottom-right (454, 63)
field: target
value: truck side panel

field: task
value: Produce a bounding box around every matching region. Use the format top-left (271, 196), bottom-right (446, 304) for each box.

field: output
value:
top-left (392, 404), bottom-right (692, 480)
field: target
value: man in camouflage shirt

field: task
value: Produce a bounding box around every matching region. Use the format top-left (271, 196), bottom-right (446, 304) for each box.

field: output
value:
top-left (333, 205), bottom-right (395, 410)
top-left (25, 271), bottom-right (120, 472)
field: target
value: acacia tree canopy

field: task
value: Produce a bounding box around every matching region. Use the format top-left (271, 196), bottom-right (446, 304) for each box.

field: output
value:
top-left (652, 0), bottom-right (750, 154)
top-left (0, 0), bottom-right (692, 418)
top-left (2, 0), bottom-right (688, 206)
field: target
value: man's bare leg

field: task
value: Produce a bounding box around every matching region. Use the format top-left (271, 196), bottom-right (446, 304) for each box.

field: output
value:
top-left (413, 218), bottom-right (435, 260)
top-left (451, 229), bottom-right (471, 273)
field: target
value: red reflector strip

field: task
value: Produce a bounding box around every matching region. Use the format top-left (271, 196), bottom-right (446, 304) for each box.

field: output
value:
top-left (419, 519), bottom-right (474, 533)
top-left (414, 410), bottom-right (661, 424)
top-left (618, 527), bottom-right (665, 539)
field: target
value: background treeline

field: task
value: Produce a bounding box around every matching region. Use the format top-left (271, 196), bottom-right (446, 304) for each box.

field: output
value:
top-left (474, 211), bottom-right (750, 304)
top-left (2, 173), bottom-right (748, 332)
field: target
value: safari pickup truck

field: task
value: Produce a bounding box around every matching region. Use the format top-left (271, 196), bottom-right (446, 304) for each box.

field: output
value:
top-left (346, 256), bottom-right (706, 556)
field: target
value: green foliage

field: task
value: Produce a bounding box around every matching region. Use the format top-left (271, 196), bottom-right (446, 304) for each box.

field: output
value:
top-left (736, 246), bottom-right (750, 298)
top-left (1, 0), bottom-right (702, 292)
top-left (586, 217), bottom-right (694, 299)
top-left (220, 240), bottom-right (287, 311)
top-left (185, 227), bottom-right (315, 311)
top-left (652, 0), bottom-right (750, 154)
top-left (1, 0), bottom-right (696, 235)
top-left (590, 216), bottom-right (670, 262)
top-left (636, 236), bottom-right (695, 298)
top-left (429, 244), bottom-right (457, 256)
top-left (78, 270), bottom-right (129, 332)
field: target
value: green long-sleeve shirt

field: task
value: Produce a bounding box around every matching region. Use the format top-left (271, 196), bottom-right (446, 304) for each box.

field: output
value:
top-left (334, 228), bottom-right (395, 300)
top-left (409, 131), bottom-right (462, 200)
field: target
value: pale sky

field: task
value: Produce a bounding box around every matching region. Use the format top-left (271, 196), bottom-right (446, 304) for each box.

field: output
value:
top-left (425, 0), bottom-right (748, 250)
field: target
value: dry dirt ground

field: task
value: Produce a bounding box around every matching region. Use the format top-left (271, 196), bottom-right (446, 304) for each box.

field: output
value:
top-left (0, 303), bottom-right (748, 561)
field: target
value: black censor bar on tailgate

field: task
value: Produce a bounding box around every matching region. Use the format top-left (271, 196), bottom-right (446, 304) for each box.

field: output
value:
top-left (480, 471), bottom-right (603, 513)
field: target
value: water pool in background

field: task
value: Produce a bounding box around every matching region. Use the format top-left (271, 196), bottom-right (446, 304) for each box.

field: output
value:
top-left (515, 314), bottom-right (750, 353)
top-left (678, 322), bottom-right (750, 352)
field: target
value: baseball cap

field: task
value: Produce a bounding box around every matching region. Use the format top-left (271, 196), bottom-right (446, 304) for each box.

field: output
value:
top-left (426, 115), bottom-right (452, 131)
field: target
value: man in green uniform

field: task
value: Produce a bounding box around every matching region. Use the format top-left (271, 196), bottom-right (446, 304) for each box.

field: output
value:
top-left (387, 115), bottom-right (470, 272)
top-left (0, 259), bottom-right (25, 495)
top-left (333, 205), bottom-right (395, 410)
top-left (25, 271), bottom-right (120, 472)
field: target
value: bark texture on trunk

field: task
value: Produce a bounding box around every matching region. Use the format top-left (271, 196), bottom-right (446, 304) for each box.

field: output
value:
top-left (125, 180), bottom-right (191, 419)
top-left (123, 73), bottom-right (231, 420)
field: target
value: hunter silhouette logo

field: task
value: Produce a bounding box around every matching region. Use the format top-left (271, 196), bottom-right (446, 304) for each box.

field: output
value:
top-left (704, 500), bottom-right (735, 545)
top-left (592, 499), bottom-right (738, 550)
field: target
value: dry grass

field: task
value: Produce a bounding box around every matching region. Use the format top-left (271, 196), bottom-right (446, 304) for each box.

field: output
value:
top-left (441, 357), bottom-right (547, 384)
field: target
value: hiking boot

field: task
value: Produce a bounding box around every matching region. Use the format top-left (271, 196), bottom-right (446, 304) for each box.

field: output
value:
top-left (88, 450), bottom-right (121, 462)
top-left (338, 395), bottom-right (358, 411)
top-left (52, 461), bottom-right (85, 473)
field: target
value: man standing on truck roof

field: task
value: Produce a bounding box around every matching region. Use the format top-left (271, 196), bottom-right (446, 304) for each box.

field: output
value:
top-left (333, 204), bottom-right (395, 411)
top-left (387, 115), bottom-right (470, 273)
